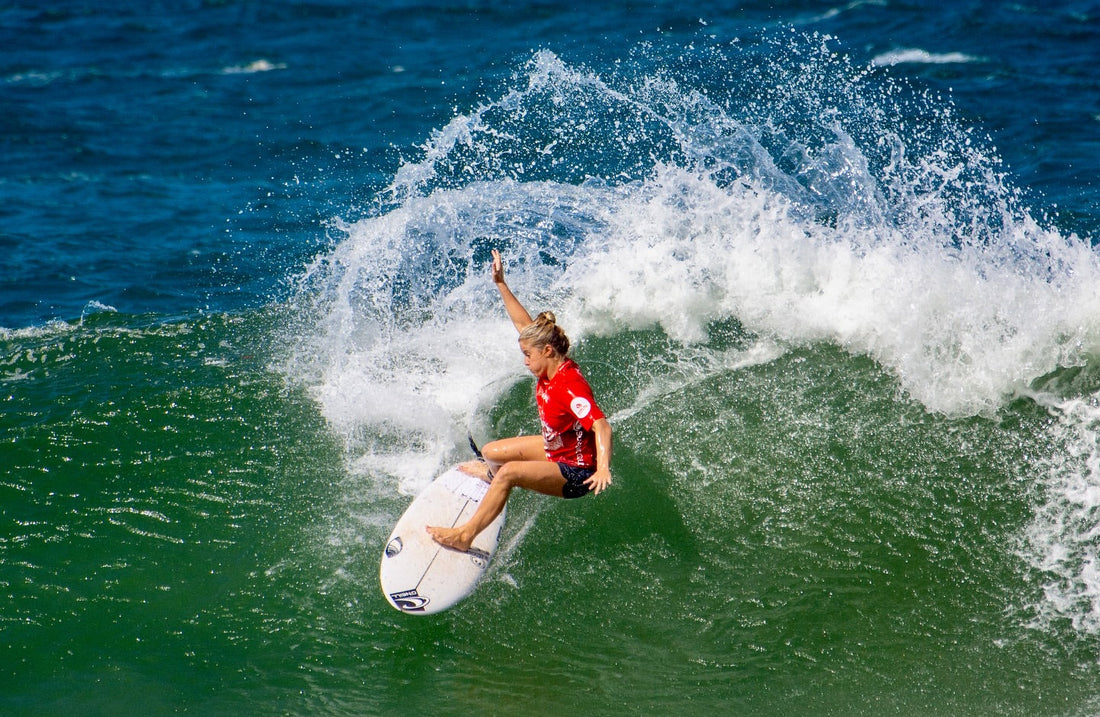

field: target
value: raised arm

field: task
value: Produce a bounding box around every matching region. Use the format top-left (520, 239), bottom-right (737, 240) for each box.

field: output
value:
top-left (491, 249), bottom-right (534, 332)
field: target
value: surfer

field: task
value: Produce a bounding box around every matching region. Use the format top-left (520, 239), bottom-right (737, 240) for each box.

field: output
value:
top-left (427, 249), bottom-right (613, 552)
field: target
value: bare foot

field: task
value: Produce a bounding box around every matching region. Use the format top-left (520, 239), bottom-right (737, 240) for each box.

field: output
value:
top-left (426, 524), bottom-right (474, 552)
top-left (457, 460), bottom-right (492, 482)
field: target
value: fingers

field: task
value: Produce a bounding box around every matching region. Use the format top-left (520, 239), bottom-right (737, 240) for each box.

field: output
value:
top-left (585, 471), bottom-right (611, 495)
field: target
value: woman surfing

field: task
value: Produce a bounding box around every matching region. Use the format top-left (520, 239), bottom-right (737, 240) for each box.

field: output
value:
top-left (427, 249), bottom-right (613, 552)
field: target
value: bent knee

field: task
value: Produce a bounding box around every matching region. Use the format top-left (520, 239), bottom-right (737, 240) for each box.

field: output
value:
top-left (481, 442), bottom-right (510, 465)
top-left (491, 463), bottom-right (524, 486)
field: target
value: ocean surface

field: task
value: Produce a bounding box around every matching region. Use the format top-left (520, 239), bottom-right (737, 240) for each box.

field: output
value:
top-left (4, 1), bottom-right (1100, 714)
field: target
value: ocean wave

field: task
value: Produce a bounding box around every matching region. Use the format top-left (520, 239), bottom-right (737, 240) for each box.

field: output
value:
top-left (284, 35), bottom-right (1100, 639)
top-left (872, 48), bottom-right (980, 66)
top-left (294, 38), bottom-right (1100, 427)
top-left (219, 59), bottom-right (287, 75)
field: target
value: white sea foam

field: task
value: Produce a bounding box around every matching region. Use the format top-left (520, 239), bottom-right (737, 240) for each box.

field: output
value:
top-left (1022, 391), bottom-right (1100, 635)
top-left (568, 163), bottom-right (1100, 416)
top-left (220, 59), bottom-right (286, 75)
top-left (80, 300), bottom-right (118, 323)
top-left (872, 48), bottom-right (979, 66)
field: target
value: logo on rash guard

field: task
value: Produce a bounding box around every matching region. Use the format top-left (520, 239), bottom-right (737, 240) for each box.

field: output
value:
top-left (570, 396), bottom-right (591, 419)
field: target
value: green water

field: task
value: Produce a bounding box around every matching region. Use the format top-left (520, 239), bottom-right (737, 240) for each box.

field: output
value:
top-left (2, 312), bottom-right (1099, 715)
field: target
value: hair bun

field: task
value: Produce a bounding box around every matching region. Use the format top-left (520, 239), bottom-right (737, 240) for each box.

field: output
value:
top-left (519, 311), bottom-right (570, 357)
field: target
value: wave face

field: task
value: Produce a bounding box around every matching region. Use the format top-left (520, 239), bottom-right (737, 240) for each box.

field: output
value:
top-left (281, 36), bottom-right (1100, 707)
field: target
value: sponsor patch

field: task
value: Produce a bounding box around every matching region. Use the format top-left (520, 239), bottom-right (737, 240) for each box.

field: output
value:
top-left (389, 589), bottom-right (430, 612)
top-left (570, 396), bottom-right (591, 419)
top-left (384, 536), bottom-right (403, 558)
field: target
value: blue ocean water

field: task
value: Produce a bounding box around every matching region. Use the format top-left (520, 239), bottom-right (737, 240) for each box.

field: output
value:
top-left (4, 1), bottom-right (1097, 327)
top-left (4, 1), bottom-right (1100, 714)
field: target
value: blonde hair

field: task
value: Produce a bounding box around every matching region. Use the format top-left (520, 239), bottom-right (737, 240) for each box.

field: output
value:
top-left (518, 311), bottom-right (570, 357)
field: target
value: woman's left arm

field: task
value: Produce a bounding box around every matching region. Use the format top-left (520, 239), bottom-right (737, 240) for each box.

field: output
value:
top-left (585, 418), bottom-right (613, 495)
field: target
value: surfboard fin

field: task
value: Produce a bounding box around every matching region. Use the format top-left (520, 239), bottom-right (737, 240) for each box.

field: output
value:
top-left (467, 432), bottom-right (494, 479)
top-left (467, 432), bottom-right (484, 460)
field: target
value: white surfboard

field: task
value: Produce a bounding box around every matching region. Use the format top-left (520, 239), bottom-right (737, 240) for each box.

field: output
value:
top-left (379, 467), bottom-right (506, 615)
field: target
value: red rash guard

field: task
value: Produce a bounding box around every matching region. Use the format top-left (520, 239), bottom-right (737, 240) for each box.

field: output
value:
top-left (535, 358), bottom-right (605, 468)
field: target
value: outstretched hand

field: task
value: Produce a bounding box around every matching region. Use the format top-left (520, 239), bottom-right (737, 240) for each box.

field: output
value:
top-left (585, 468), bottom-right (612, 496)
top-left (490, 248), bottom-right (505, 284)
top-left (489, 247), bottom-right (535, 331)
